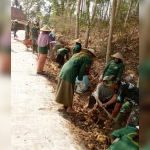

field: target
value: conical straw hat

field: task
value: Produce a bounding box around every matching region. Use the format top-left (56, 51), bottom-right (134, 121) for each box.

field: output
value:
top-left (82, 48), bottom-right (97, 60)
top-left (40, 25), bottom-right (51, 32)
top-left (111, 52), bottom-right (124, 60)
top-left (74, 38), bottom-right (81, 43)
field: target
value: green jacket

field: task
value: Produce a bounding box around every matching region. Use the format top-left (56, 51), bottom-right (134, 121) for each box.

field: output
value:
top-left (57, 48), bottom-right (69, 60)
top-left (103, 60), bottom-right (125, 80)
top-left (72, 43), bottom-right (81, 55)
top-left (14, 22), bottom-right (18, 31)
top-left (59, 56), bottom-right (90, 84)
top-left (108, 126), bottom-right (138, 150)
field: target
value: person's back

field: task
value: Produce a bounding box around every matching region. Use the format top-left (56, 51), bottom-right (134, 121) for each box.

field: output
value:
top-left (117, 82), bottom-right (139, 106)
top-left (73, 43), bottom-right (82, 55)
top-left (59, 56), bottom-right (91, 84)
top-left (49, 29), bottom-right (55, 41)
top-left (57, 48), bottom-right (69, 57)
top-left (108, 126), bottom-right (139, 150)
top-left (97, 82), bottom-right (115, 101)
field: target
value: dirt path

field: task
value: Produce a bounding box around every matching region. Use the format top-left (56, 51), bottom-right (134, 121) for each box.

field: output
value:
top-left (11, 30), bottom-right (87, 150)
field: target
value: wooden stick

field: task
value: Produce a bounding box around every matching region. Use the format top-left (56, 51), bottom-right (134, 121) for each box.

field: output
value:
top-left (92, 93), bottom-right (111, 117)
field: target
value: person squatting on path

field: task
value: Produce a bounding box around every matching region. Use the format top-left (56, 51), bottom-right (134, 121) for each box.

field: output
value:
top-left (13, 19), bottom-right (18, 39)
top-left (37, 25), bottom-right (51, 75)
top-left (100, 52), bottom-right (125, 84)
top-left (72, 38), bottom-right (82, 55)
top-left (31, 21), bottom-right (40, 54)
top-left (55, 48), bottom-right (97, 113)
top-left (56, 47), bottom-right (71, 68)
top-left (87, 77), bottom-right (119, 109)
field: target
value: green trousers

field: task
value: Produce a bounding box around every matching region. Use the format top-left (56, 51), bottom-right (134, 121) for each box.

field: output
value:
top-left (115, 102), bottom-right (139, 128)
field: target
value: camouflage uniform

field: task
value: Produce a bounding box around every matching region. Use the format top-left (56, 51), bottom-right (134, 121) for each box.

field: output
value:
top-left (31, 25), bottom-right (39, 53)
top-left (114, 82), bottom-right (139, 127)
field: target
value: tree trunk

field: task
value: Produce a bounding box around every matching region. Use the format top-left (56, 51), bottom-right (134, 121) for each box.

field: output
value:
top-left (75, 0), bottom-right (81, 39)
top-left (84, 0), bottom-right (97, 48)
top-left (135, 0), bottom-right (139, 15)
top-left (124, 0), bottom-right (133, 27)
top-left (115, 0), bottom-right (122, 19)
top-left (106, 0), bottom-right (117, 64)
top-left (69, 3), bottom-right (75, 23)
top-left (80, 0), bottom-right (83, 18)
top-left (104, 1), bottom-right (110, 21)
top-left (84, 0), bottom-right (90, 48)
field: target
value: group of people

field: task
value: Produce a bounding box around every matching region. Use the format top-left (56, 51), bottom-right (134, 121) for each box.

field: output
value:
top-left (54, 41), bottom-right (139, 149)
top-left (13, 20), bottom-right (139, 149)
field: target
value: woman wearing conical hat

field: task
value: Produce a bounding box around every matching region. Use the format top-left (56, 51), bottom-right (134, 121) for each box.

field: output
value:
top-left (100, 52), bottom-right (125, 84)
top-left (55, 48), bottom-right (97, 113)
top-left (72, 38), bottom-right (82, 55)
top-left (36, 25), bottom-right (51, 75)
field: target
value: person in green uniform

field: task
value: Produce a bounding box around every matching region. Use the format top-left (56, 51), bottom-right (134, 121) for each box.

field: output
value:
top-left (102, 81), bottom-right (139, 128)
top-left (25, 21), bottom-right (30, 40)
top-left (55, 48), bottom-right (97, 113)
top-left (108, 126), bottom-right (139, 150)
top-left (13, 19), bottom-right (18, 39)
top-left (37, 25), bottom-right (51, 75)
top-left (72, 39), bottom-right (82, 55)
top-left (100, 52), bottom-right (125, 85)
top-left (31, 21), bottom-right (40, 54)
top-left (56, 47), bottom-right (71, 68)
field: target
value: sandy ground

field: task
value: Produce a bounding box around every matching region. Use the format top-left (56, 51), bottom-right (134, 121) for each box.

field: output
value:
top-left (11, 30), bottom-right (87, 150)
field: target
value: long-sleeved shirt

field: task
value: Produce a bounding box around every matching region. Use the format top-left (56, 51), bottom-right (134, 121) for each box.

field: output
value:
top-left (37, 32), bottom-right (50, 47)
top-left (59, 56), bottom-right (91, 84)
top-left (103, 60), bottom-right (125, 80)
top-left (57, 48), bottom-right (69, 60)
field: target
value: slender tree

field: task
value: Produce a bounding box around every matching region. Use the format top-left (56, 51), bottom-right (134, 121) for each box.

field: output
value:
top-left (124, 0), bottom-right (133, 27)
top-left (106, 0), bottom-right (117, 64)
top-left (75, 0), bottom-right (81, 39)
top-left (115, 0), bottom-right (122, 19)
top-left (84, 0), bottom-right (98, 48)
